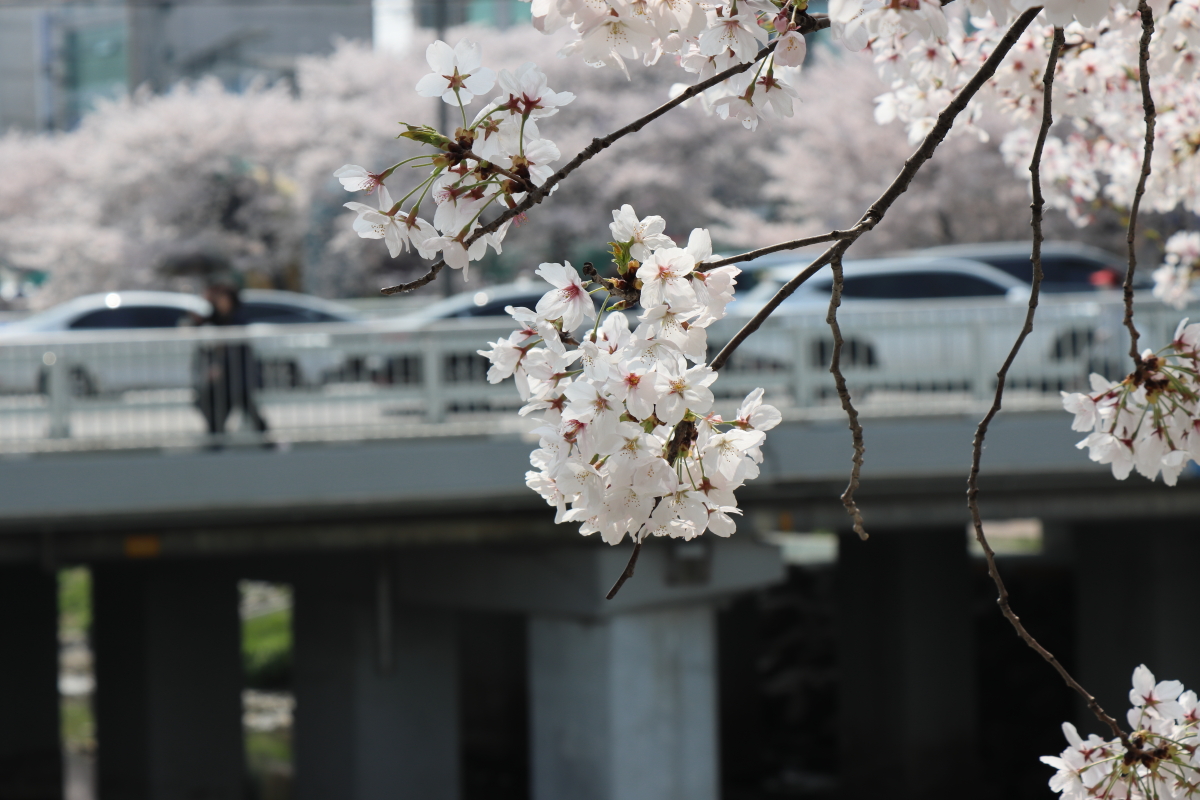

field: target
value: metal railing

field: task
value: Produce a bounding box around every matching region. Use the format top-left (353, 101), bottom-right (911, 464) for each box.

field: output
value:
top-left (0, 296), bottom-right (1181, 453)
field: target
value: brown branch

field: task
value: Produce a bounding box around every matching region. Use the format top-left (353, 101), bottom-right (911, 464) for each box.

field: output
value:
top-left (606, 540), bottom-right (643, 600)
top-left (709, 4), bottom-right (1043, 372)
top-left (383, 259), bottom-right (447, 294)
top-left (463, 150), bottom-right (533, 191)
top-left (1122, 0), bottom-right (1157, 368)
top-left (825, 248), bottom-right (869, 539)
top-left (965, 28), bottom-right (1127, 743)
top-left (381, 38), bottom-right (797, 295)
top-left (699, 229), bottom-right (860, 271)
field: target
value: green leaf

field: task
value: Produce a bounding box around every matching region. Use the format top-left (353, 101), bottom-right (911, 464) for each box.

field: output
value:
top-left (397, 123), bottom-right (451, 149)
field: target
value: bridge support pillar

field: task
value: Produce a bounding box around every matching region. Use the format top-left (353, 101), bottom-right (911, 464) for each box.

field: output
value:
top-left (393, 536), bottom-right (784, 800)
top-left (293, 567), bottom-right (459, 800)
top-left (93, 564), bottom-right (244, 800)
top-left (528, 604), bottom-right (718, 800)
top-left (836, 527), bottom-right (977, 799)
top-left (1074, 524), bottom-right (1200, 723)
top-left (0, 565), bottom-right (61, 800)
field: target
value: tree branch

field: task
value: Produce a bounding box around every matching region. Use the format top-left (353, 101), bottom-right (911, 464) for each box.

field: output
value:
top-left (384, 259), bottom-right (447, 294)
top-left (825, 247), bottom-right (869, 539)
top-left (1122, 0), bottom-right (1157, 368)
top-left (709, 4), bottom-right (1043, 372)
top-left (464, 150), bottom-right (533, 191)
top-left (606, 540), bottom-right (643, 600)
top-left (965, 28), bottom-right (1127, 743)
top-left (699, 229), bottom-right (860, 271)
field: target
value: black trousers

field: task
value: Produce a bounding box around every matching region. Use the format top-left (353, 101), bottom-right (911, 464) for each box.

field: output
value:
top-left (194, 344), bottom-right (268, 435)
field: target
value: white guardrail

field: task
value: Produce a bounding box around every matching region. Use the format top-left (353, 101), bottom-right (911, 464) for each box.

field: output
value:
top-left (0, 297), bottom-right (1182, 453)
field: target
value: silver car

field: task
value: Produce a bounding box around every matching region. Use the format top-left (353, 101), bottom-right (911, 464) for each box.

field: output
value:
top-left (0, 289), bottom-right (363, 395)
top-left (716, 256), bottom-right (1122, 394)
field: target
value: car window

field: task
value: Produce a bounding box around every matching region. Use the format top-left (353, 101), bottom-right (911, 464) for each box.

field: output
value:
top-left (69, 306), bottom-right (190, 329)
top-left (975, 254), bottom-right (1121, 289)
top-left (455, 295), bottom-right (546, 317)
top-left (241, 302), bottom-right (341, 323)
top-left (811, 271), bottom-right (1007, 299)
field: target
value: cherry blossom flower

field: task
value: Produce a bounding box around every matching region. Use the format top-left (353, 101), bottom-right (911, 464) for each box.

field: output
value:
top-left (535, 261), bottom-right (596, 330)
top-left (1066, 353), bottom-right (1198, 485)
top-left (1043, 666), bottom-right (1200, 800)
top-left (656, 363), bottom-right (717, 425)
top-left (415, 39), bottom-right (497, 105)
top-left (736, 387), bottom-right (783, 431)
top-left (344, 187), bottom-right (411, 258)
top-left (773, 30), bottom-right (808, 67)
top-left (609, 205), bottom-right (673, 261)
top-left (637, 247), bottom-right (698, 310)
top-left (697, 11), bottom-right (769, 62)
top-left (333, 164), bottom-right (387, 193)
top-left (494, 62), bottom-right (576, 120)
top-left (502, 137), bottom-right (561, 187)
top-left (561, 14), bottom-right (656, 74)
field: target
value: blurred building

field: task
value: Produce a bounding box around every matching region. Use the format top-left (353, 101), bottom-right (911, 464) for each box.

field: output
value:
top-left (410, 0), bottom-right (529, 30)
top-left (0, 0), bottom-right (373, 131)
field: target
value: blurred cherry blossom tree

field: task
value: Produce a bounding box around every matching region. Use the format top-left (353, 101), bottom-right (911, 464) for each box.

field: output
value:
top-left (0, 25), bottom-right (1064, 308)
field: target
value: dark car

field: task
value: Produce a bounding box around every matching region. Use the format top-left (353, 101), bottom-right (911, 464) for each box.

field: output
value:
top-left (908, 241), bottom-right (1133, 293)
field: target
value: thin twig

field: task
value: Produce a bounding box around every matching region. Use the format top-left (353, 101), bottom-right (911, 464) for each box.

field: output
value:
top-left (825, 247), bottom-right (869, 539)
top-left (709, 4), bottom-right (1043, 372)
top-left (965, 28), bottom-right (1127, 743)
top-left (381, 34), bottom-right (803, 295)
top-left (606, 541), bottom-right (643, 600)
top-left (699, 229), bottom-right (859, 271)
top-left (1122, 0), bottom-right (1157, 369)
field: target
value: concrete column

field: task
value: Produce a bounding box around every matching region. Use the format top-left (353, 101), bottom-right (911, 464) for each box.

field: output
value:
top-left (293, 567), bottom-right (459, 800)
top-left (388, 538), bottom-right (783, 800)
top-left (92, 564), bottom-right (243, 800)
top-left (1148, 528), bottom-right (1200, 692)
top-left (528, 604), bottom-right (718, 800)
top-left (836, 527), bottom-right (977, 799)
top-left (1074, 524), bottom-right (1200, 723)
top-left (0, 564), bottom-right (61, 800)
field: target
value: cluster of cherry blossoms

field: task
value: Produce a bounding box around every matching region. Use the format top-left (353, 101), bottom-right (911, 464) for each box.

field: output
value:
top-left (519, 0), bottom-right (1200, 219)
top-left (534, 0), bottom-right (816, 130)
top-left (334, 39), bottom-right (573, 277)
top-left (1042, 665), bottom-right (1200, 799)
top-left (477, 207), bottom-right (780, 544)
top-left (1153, 232), bottom-right (1200, 310)
top-left (991, 1), bottom-right (1200, 224)
top-left (1062, 318), bottom-right (1200, 484)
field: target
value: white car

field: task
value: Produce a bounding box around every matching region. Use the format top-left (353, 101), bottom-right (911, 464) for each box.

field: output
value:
top-left (713, 256), bottom-right (1122, 394)
top-left (0, 289), bottom-right (363, 395)
top-left (380, 280), bottom-right (557, 330)
top-left (729, 256), bottom-right (1031, 314)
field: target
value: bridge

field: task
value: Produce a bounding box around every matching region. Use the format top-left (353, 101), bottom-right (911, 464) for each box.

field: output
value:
top-left (2, 296), bottom-right (1197, 800)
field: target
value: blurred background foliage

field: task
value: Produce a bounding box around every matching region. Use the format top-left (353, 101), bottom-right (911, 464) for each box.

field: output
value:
top-left (240, 582), bottom-right (293, 691)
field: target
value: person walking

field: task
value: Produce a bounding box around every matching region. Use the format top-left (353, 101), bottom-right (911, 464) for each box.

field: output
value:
top-left (193, 283), bottom-right (269, 441)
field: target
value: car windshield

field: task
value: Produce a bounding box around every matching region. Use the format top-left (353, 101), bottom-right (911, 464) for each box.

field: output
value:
top-left (972, 254), bottom-right (1124, 290)
top-left (241, 302), bottom-right (347, 324)
top-left (68, 306), bottom-right (191, 329)
top-left (807, 271), bottom-right (1008, 299)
